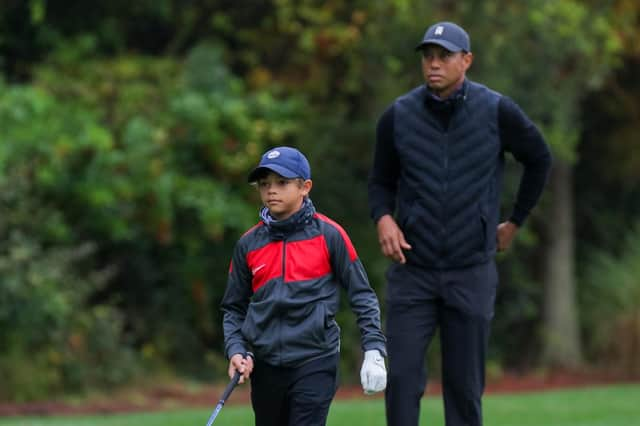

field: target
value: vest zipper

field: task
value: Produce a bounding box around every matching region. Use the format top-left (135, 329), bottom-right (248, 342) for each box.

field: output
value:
top-left (442, 131), bottom-right (449, 258)
top-left (443, 133), bottom-right (449, 193)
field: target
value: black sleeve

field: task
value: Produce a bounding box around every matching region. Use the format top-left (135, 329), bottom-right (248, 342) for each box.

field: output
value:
top-left (220, 240), bottom-right (253, 359)
top-left (499, 96), bottom-right (553, 226)
top-left (368, 104), bottom-right (400, 223)
top-left (326, 223), bottom-right (386, 356)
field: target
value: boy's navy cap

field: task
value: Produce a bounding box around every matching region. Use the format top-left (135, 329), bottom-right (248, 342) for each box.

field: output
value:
top-left (248, 146), bottom-right (311, 182)
top-left (415, 21), bottom-right (470, 52)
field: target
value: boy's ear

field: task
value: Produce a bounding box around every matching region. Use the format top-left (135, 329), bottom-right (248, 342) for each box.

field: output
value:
top-left (302, 179), bottom-right (312, 196)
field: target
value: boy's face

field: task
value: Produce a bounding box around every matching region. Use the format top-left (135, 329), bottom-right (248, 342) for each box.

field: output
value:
top-left (256, 171), bottom-right (312, 220)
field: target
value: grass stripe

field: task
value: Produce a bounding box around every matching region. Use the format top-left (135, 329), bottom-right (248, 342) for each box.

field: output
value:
top-left (0, 384), bottom-right (638, 426)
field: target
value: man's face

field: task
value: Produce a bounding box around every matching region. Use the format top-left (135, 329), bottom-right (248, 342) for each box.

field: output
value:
top-left (420, 44), bottom-right (473, 98)
top-left (256, 171), bottom-right (312, 220)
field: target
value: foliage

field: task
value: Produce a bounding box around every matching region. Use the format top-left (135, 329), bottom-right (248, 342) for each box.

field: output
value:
top-left (427, 0), bottom-right (628, 367)
top-left (457, 0), bottom-right (623, 162)
top-left (0, 88), bottom-right (136, 400)
top-left (0, 42), bottom-right (305, 399)
top-left (580, 223), bottom-right (640, 375)
top-left (0, 237), bottom-right (137, 401)
top-left (1, 0), bottom-right (639, 400)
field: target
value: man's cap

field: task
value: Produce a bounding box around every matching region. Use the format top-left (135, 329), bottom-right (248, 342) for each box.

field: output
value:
top-left (248, 146), bottom-right (311, 182)
top-left (415, 21), bottom-right (470, 53)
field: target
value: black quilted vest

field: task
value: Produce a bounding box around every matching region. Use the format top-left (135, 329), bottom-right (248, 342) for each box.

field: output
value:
top-left (393, 81), bottom-right (503, 268)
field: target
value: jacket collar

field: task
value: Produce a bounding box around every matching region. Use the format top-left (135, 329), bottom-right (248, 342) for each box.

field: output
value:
top-left (260, 198), bottom-right (315, 239)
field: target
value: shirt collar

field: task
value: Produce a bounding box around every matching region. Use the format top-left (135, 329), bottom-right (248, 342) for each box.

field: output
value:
top-left (425, 79), bottom-right (467, 102)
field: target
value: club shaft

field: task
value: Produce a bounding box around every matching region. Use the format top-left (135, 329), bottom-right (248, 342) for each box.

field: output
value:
top-left (205, 404), bottom-right (223, 426)
top-left (204, 370), bottom-right (242, 426)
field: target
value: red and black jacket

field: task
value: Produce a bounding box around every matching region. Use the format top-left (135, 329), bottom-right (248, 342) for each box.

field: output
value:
top-left (221, 199), bottom-right (386, 367)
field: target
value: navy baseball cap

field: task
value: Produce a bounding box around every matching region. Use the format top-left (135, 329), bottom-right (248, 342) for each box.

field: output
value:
top-left (415, 21), bottom-right (470, 52)
top-left (248, 146), bottom-right (311, 182)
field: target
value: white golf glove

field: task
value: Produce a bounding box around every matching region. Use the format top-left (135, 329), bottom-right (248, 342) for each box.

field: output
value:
top-left (360, 349), bottom-right (387, 395)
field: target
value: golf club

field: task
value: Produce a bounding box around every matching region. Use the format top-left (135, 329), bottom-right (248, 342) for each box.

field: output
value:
top-left (204, 370), bottom-right (242, 426)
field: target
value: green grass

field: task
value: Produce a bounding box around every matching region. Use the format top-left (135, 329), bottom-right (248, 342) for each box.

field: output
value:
top-left (1, 384), bottom-right (638, 426)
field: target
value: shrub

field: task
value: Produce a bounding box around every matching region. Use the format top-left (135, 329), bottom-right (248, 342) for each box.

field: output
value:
top-left (580, 221), bottom-right (640, 376)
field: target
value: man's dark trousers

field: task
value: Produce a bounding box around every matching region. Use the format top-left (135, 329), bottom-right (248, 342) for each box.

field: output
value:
top-left (384, 261), bottom-right (498, 426)
top-left (251, 353), bottom-right (338, 426)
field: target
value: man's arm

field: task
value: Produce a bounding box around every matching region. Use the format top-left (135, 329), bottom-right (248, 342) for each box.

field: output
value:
top-left (368, 104), bottom-right (400, 222)
top-left (368, 105), bottom-right (412, 262)
top-left (499, 96), bottom-right (553, 227)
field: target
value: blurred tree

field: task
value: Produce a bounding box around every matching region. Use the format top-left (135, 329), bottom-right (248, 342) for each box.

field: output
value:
top-left (581, 221), bottom-right (640, 376)
top-left (1, 0), bottom-right (639, 398)
top-left (0, 82), bottom-right (139, 399)
top-left (1, 37), bottom-right (305, 394)
top-left (31, 44), bottom-right (305, 373)
top-left (575, 0), bottom-right (640, 371)
top-left (455, 0), bottom-right (626, 368)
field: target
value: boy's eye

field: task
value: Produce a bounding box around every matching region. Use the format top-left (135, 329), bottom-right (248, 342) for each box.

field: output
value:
top-left (257, 179), bottom-right (291, 188)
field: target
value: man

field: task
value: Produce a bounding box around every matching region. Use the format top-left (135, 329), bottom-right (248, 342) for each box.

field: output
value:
top-left (368, 21), bottom-right (552, 426)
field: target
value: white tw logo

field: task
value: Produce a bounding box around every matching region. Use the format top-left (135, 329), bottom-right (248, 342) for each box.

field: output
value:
top-left (435, 26), bottom-right (444, 35)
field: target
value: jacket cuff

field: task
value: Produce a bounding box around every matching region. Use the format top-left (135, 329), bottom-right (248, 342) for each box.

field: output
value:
top-left (508, 212), bottom-right (526, 227)
top-left (363, 343), bottom-right (387, 358)
top-left (226, 343), bottom-right (247, 360)
top-left (371, 207), bottom-right (393, 224)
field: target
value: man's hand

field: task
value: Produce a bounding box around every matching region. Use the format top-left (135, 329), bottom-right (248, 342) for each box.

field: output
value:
top-left (377, 215), bottom-right (412, 264)
top-left (497, 221), bottom-right (519, 252)
top-left (360, 350), bottom-right (387, 395)
top-left (228, 353), bottom-right (254, 384)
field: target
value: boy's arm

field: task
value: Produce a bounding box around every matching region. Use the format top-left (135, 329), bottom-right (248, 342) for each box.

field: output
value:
top-left (325, 221), bottom-right (386, 356)
top-left (220, 242), bottom-right (253, 360)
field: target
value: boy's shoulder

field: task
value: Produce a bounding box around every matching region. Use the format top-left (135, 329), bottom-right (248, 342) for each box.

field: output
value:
top-left (313, 212), bottom-right (346, 233)
top-left (242, 221), bottom-right (265, 236)
top-left (313, 212), bottom-right (358, 260)
top-left (235, 221), bottom-right (267, 246)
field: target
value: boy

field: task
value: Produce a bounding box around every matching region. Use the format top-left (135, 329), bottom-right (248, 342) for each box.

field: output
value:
top-left (221, 146), bottom-right (387, 426)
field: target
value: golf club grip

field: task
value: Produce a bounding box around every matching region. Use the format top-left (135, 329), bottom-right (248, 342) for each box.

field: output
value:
top-left (219, 370), bottom-right (241, 403)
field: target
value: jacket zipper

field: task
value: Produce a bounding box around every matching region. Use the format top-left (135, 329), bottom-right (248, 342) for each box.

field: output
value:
top-left (279, 239), bottom-right (286, 365)
top-left (281, 239), bottom-right (287, 279)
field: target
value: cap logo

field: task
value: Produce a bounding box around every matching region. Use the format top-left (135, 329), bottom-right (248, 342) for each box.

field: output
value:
top-left (266, 150), bottom-right (280, 159)
top-left (434, 26), bottom-right (444, 36)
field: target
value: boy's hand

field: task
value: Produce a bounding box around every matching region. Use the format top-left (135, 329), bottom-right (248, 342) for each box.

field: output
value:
top-left (360, 350), bottom-right (387, 395)
top-left (229, 353), bottom-right (254, 384)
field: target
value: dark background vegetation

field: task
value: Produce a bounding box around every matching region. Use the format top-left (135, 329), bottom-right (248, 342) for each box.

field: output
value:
top-left (1, 0), bottom-right (639, 402)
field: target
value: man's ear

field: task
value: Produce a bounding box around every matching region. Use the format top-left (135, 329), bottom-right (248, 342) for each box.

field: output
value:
top-left (463, 52), bottom-right (473, 70)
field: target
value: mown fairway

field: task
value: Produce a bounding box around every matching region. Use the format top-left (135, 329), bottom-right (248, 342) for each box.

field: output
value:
top-left (0, 384), bottom-right (638, 426)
